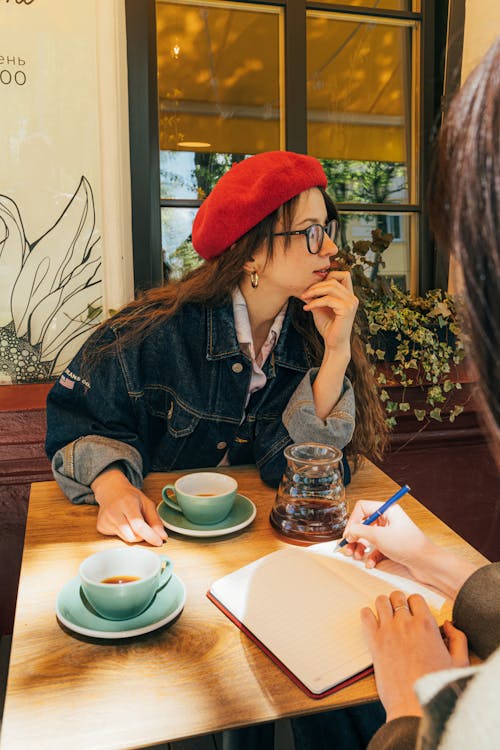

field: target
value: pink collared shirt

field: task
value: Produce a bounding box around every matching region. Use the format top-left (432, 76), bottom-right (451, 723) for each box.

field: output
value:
top-left (218, 288), bottom-right (287, 466)
top-left (232, 286), bottom-right (287, 406)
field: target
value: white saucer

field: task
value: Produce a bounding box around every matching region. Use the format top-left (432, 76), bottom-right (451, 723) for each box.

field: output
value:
top-left (157, 493), bottom-right (256, 538)
top-left (56, 573), bottom-right (186, 639)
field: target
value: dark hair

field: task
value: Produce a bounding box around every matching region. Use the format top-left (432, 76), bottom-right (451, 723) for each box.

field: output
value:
top-left (429, 37), bottom-right (500, 454)
top-left (84, 187), bottom-right (388, 463)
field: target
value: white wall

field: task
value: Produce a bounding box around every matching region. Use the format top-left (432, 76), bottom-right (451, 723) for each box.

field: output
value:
top-left (462, 1), bottom-right (500, 80)
top-left (0, 0), bottom-right (133, 383)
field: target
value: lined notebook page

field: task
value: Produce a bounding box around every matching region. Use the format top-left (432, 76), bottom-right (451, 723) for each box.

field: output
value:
top-left (209, 546), bottom-right (447, 695)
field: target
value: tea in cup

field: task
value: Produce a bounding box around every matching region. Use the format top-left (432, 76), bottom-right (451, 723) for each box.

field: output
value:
top-left (79, 547), bottom-right (173, 620)
top-left (162, 472), bottom-right (237, 525)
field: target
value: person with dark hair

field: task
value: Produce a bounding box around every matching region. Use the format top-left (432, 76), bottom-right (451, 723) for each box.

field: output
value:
top-left (45, 150), bottom-right (387, 546)
top-left (339, 37), bottom-right (500, 749)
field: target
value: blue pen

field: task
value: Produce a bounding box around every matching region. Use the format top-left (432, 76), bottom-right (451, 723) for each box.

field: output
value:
top-left (333, 484), bottom-right (411, 552)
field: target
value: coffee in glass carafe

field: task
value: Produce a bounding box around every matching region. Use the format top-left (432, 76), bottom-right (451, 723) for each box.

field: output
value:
top-left (270, 442), bottom-right (347, 543)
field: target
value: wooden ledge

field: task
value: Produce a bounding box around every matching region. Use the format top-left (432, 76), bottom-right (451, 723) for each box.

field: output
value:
top-left (0, 382), bottom-right (54, 412)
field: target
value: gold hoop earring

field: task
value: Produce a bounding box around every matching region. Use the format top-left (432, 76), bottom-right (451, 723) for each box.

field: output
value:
top-left (250, 270), bottom-right (259, 289)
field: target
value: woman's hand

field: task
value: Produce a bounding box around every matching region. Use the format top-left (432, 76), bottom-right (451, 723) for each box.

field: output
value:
top-left (361, 591), bottom-right (469, 721)
top-left (343, 500), bottom-right (432, 571)
top-left (343, 500), bottom-right (480, 598)
top-left (91, 467), bottom-right (167, 546)
top-left (301, 270), bottom-right (358, 355)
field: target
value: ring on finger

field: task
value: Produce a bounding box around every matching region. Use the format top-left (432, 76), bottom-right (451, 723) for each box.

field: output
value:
top-left (393, 604), bottom-right (409, 613)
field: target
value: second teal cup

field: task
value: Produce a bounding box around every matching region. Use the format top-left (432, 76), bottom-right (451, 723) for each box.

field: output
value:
top-left (162, 471), bottom-right (237, 525)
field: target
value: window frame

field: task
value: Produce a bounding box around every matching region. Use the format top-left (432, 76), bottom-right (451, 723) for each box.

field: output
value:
top-left (125, 0), bottom-right (458, 294)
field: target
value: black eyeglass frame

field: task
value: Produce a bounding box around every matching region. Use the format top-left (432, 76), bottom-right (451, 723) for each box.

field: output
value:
top-left (272, 219), bottom-right (339, 254)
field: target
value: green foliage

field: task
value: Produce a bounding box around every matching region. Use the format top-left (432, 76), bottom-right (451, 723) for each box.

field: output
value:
top-left (167, 237), bottom-right (202, 278)
top-left (193, 152), bottom-right (246, 200)
top-left (337, 229), bottom-right (467, 427)
top-left (320, 159), bottom-right (407, 247)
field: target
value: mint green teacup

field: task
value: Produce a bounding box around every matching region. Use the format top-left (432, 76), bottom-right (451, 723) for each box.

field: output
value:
top-left (162, 471), bottom-right (237, 525)
top-left (79, 547), bottom-right (173, 620)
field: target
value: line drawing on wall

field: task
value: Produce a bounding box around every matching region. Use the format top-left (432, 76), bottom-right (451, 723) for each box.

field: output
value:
top-left (0, 176), bottom-right (102, 384)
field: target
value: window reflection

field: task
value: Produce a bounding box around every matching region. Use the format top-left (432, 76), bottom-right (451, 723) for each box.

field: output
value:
top-left (339, 212), bottom-right (414, 292)
top-left (156, 0), bottom-right (283, 200)
top-left (307, 13), bottom-right (417, 202)
top-left (312, 1), bottom-right (415, 11)
top-left (320, 159), bottom-right (408, 205)
top-left (161, 206), bottom-right (200, 280)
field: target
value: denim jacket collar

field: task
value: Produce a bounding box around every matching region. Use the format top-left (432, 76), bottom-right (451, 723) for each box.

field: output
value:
top-left (206, 302), bottom-right (310, 372)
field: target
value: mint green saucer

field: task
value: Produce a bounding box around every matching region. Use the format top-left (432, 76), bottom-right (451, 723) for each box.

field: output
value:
top-left (157, 493), bottom-right (256, 537)
top-left (56, 573), bottom-right (185, 639)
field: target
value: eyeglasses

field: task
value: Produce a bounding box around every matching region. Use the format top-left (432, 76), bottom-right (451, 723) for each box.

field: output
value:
top-left (272, 219), bottom-right (339, 254)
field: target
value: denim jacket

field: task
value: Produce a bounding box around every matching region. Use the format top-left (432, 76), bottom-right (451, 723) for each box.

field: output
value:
top-left (45, 301), bottom-right (355, 504)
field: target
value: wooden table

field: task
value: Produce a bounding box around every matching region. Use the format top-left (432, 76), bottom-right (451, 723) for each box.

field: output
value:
top-left (0, 462), bottom-right (488, 750)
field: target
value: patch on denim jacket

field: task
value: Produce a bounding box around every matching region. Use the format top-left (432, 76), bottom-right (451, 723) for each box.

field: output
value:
top-left (59, 368), bottom-right (90, 391)
top-left (59, 374), bottom-right (74, 390)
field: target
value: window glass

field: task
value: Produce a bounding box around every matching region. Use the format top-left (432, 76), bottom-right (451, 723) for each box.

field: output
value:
top-left (339, 212), bottom-right (415, 292)
top-left (320, 159), bottom-right (408, 204)
top-left (311, 1), bottom-right (416, 11)
top-left (161, 207), bottom-right (201, 280)
top-left (156, 0), bottom-right (283, 200)
top-left (307, 13), bottom-right (417, 204)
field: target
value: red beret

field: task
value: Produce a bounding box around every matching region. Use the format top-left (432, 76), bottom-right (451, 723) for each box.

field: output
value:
top-left (191, 150), bottom-right (327, 260)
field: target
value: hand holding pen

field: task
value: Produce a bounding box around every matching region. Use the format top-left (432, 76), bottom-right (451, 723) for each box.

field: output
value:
top-left (333, 484), bottom-right (411, 553)
top-left (328, 485), bottom-right (448, 574)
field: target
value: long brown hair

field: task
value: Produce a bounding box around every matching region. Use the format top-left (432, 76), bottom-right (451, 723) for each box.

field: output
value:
top-left (429, 37), bottom-right (500, 456)
top-left (84, 188), bottom-right (389, 463)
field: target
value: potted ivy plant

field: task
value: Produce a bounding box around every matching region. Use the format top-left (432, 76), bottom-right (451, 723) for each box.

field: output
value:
top-left (338, 229), bottom-right (467, 428)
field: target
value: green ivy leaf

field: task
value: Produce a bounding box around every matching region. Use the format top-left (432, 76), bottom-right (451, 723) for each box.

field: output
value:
top-left (414, 409), bottom-right (426, 421)
top-left (449, 405), bottom-right (464, 422)
top-left (429, 408), bottom-right (442, 421)
top-left (398, 402), bottom-right (411, 412)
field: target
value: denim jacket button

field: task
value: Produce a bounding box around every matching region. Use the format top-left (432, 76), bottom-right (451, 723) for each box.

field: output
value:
top-left (216, 441), bottom-right (227, 450)
top-left (231, 362), bottom-right (244, 373)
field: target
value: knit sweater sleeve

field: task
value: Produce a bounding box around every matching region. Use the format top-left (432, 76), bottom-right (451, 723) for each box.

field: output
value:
top-left (452, 562), bottom-right (500, 659)
top-left (367, 716), bottom-right (420, 750)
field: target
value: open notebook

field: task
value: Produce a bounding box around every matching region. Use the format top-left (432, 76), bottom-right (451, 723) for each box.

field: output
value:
top-left (207, 542), bottom-right (448, 698)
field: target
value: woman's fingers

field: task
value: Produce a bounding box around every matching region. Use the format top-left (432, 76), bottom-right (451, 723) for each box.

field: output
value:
top-left (114, 516), bottom-right (143, 544)
top-left (129, 515), bottom-right (166, 547)
top-left (142, 497), bottom-right (168, 542)
top-left (406, 593), bottom-right (431, 617)
top-left (360, 605), bottom-right (378, 646)
top-left (302, 270), bottom-right (354, 296)
top-left (96, 489), bottom-right (167, 546)
top-left (375, 594), bottom-right (396, 624)
top-left (442, 620), bottom-right (470, 667)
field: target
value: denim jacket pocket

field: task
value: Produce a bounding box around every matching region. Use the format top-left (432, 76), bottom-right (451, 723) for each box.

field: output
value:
top-left (166, 399), bottom-right (199, 438)
top-left (144, 388), bottom-right (202, 471)
top-left (143, 387), bottom-right (198, 435)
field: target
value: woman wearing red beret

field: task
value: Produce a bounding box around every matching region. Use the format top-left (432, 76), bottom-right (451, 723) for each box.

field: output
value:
top-left (45, 150), bottom-right (387, 545)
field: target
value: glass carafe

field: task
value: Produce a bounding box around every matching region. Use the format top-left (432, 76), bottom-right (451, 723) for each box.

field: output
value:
top-left (270, 442), bottom-right (347, 543)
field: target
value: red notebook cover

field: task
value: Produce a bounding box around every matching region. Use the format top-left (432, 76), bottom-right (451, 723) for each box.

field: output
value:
top-left (207, 590), bottom-right (374, 700)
